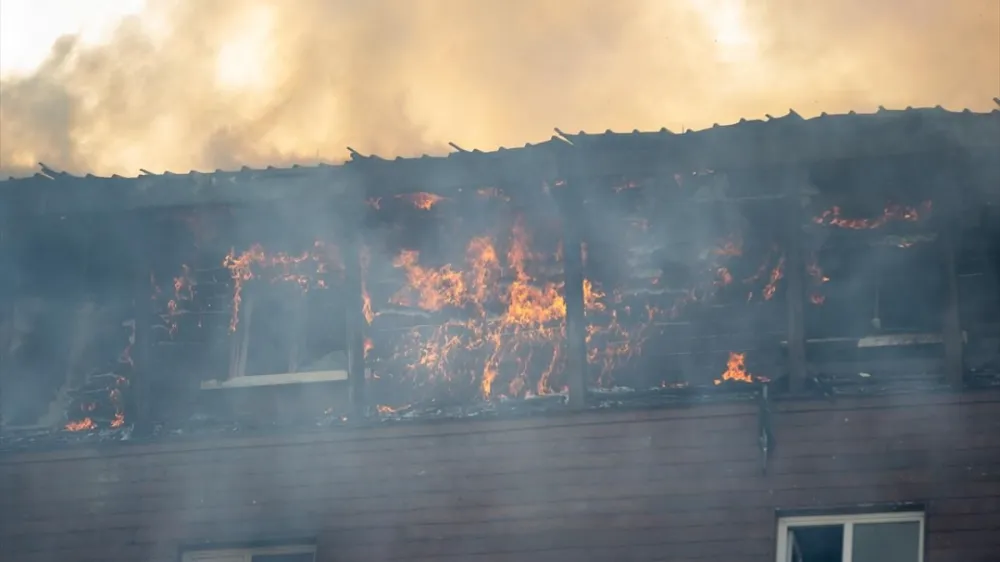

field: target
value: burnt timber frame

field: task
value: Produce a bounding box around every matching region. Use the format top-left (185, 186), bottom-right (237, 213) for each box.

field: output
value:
top-left (1, 107), bottom-right (998, 430)
top-left (781, 168), bottom-right (808, 393)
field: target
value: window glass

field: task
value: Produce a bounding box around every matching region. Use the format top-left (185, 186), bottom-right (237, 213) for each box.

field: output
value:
top-left (852, 521), bottom-right (921, 562)
top-left (789, 525), bottom-right (843, 562)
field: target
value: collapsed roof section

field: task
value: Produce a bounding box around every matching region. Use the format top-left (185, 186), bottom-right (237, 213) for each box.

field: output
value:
top-left (2, 106), bottom-right (999, 216)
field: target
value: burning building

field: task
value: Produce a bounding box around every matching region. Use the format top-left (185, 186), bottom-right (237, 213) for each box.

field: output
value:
top-left (1, 106), bottom-right (999, 562)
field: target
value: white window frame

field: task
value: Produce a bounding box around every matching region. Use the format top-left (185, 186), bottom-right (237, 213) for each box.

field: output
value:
top-left (182, 544), bottom-right (316, 562)
top-left (776, 511), bottom-right (924, 562)
top-left (201, 292), bottom-right (348, 390)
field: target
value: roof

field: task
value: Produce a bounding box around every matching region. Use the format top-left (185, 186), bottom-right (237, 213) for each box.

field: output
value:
top-left (2, 105), bottom-right (998, 215)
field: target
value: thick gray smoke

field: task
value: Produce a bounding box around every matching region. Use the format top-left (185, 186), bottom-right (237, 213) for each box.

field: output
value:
top-left (0, 0), bottom-right (997, 177)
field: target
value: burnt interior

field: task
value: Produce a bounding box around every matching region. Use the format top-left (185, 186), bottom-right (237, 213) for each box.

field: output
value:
top-left (1, 123), bottom-right (998, 440)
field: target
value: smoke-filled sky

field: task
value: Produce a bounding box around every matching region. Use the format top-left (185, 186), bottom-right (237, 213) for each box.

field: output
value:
top-left (0, 0), bottom-right (997, 177)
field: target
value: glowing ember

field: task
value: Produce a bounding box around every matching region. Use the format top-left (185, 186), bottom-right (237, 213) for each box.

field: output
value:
top-left (397, 192), bottom-right (446, 210)
top-left (812, 201), bottom-right (931, 230)
top-left (762, 256), bottom-right (785, 301)
top-left (65, 418), bottom-right (96, 432)
top-left (714, 236), bottom-right (743, 257)
top-left (716, 267), bottom-right (733, 287)
top-left (376, 404), bottom-right (409, 415)
top-left (806, 254), bottom-right (831, 305)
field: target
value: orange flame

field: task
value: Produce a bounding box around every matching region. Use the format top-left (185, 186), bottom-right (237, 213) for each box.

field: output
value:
top-left (762, 256), bottom-right (785, 301)
top-left (812, 201), bottom-right (931, 229)
top-left (384, 216), bottom-right (576, 400)
top-left (397, 192), bottom-right (446, 210)
top-left (65, 418), bottom-right (96, 432)
top-left (360, 245), bottom-right (375, 325)
top-left (714, 351), bottom-right (754, 385)
top-left (806, 254), bottom-right (830, 305)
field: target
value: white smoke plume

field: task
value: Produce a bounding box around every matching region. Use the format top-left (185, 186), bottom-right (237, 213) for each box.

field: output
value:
top-left (1, 0), bottom-right (997, 177)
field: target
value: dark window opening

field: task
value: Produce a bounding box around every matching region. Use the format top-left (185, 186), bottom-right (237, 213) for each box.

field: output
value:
top-left (236, 284), bottom-right (347, 379)
top-left (789, 525), bottom-right (843, 562)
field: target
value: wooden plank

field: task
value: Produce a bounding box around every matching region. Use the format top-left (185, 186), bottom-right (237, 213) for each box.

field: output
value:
top-left (939, 155), bottom-right (966, 386)
top-left (339, 181), bottom-right (370, 420)
top-left (561, 207), bottom-right (588, 409)
top-left (549, 171), bottom-right (589, 408)
top-left (128, 213), bottom-right (155, 437)
top-left (782, 169), bottom-right (808, 392)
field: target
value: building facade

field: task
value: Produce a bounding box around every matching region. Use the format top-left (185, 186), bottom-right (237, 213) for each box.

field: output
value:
top-left (1, 107), bottom-right (999, 561)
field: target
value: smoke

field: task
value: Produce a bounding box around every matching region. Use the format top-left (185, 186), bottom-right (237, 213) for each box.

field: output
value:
top-left (0, 0), bottom-right (997, 177)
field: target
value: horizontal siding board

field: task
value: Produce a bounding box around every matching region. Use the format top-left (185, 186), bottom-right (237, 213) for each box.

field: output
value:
top-left (2, 390), bottom-right (999, 562)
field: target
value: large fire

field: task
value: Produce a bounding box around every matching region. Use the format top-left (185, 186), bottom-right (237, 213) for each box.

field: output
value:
top-left (381, 216), bottom-right (574, 399)
top-left (138, 189), bottom-right (939, 416)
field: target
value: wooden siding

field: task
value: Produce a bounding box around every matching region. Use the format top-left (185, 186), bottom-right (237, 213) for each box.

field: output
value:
top-left (2, 390), bottom-right (999, 562)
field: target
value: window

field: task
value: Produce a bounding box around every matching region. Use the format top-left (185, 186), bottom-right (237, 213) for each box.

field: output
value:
top-left (182, 544), bottom-right (316, 562)
top-left (776, 511), bottom-right (924, 562)
top-left (202, 283), bottom-right (350, 390)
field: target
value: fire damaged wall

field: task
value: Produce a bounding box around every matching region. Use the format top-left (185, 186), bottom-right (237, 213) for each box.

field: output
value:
top-left (1, 121), bottom-right (999, 440)
top-left (0, 214), bottom-right (137, 433)
top-left (1, 390), bottom-right (999, 562)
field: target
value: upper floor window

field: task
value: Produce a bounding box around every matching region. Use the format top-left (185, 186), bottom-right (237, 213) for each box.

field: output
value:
top-left (777, 510), bottom-right (924, 562)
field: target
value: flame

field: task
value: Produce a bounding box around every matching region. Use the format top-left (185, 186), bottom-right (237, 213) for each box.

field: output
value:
top-left (397, 192), bottom-right (446, 210)
top-left (223, 240), bottom-right (342, 331)
top-left (806, 254), bottom-right (830, 305)
top-left (163, 264), bottom-right (195, 336)
top-left (714, 351), bottom-right (754, 385)
top-left (360, 245), bottom-right (375, 325)
top-left (762, 255), bottom-right (785, 301)
top-left (380, 215), bottom-right (576, 400)
top-left (65, 418), bottom-right (96, 432)
top-left (812, 201), bottom-right (932, 229)
top-left (376, 403), bottom-right (410, 415)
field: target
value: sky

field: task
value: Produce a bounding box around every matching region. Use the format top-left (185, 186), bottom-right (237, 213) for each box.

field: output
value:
top-left (0, 0), bottom-right (147, 78)
top-left (0, 0), bottom-right (997, 177)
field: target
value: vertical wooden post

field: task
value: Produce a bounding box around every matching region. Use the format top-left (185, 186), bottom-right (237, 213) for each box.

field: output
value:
top-left (940, 151), bottom-right (966, 387)
top-left (551, 162), bottom-right (589, 409)
top-left (781, 168), bottom-right (808, 393)
top-left (129, 213), bottom-right (154, 436)
top-left (339, 171), bottom-right (369, 419)
top-left (940, 214), bottom-right (964, 386)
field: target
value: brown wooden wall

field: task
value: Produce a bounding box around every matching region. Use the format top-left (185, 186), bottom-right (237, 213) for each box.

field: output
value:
top-left (2, 390), bottom-right (999, 562)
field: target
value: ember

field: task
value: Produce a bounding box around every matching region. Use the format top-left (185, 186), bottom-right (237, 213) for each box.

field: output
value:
top-left (812, 201), bottom-right (932, 229)
top-left (397, 192), bottom-right (446, 210)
